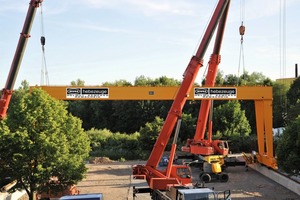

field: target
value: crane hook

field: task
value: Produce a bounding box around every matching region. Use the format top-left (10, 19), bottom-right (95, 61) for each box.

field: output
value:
top-left (40, 36), bottom-right (45, 46)
top-left (239, 23), bottom-right (245, 36)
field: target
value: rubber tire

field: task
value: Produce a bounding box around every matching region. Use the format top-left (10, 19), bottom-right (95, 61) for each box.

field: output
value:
top-left (198, 171), bottom-right (204, 179)
top-left (220, 173), bottom-right (229, 182)
top-left (200, 173), bottom-right (211, 183)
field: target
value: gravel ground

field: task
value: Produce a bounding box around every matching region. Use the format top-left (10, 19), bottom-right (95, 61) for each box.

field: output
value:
top-left (76, 161), bottom-right (299, 200)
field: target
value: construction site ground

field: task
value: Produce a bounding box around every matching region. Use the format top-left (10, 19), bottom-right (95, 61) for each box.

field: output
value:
top-left (76, 159), bottom-right (299, 200)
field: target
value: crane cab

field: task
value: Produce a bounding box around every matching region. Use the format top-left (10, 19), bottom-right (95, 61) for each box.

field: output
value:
top-left (212, 140), bottom-right (229, 155)
top-left (170, 165), bottom-right (192, 185)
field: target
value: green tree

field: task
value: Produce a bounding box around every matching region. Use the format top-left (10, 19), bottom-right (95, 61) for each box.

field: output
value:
top-left (179, 113), bottom-right (196, 142)
top-left (276, 116), bottom-right (300, 175)
top-left (134, 75), bottom-right (154, 86)
top-left (286, 77), bottom-right (300, 121)
top-left (224, 71), bottom-right (273, 86)
top-left (239, 71), bottom-right (270, 86)
top-left (0, 88), bottom-right (90, 200)
top-left (224, 74), bottom-right (239, 85)
top-left (213, 100), bottom-right (251, 138)
top-left (134, 75), bottom-right (181, 86)
top-left (276, 77), bottom-right (300, 175)
top-left (71, 79), bottom-right (85, 86)
top-left (273, 82), bottom-right (289, 127)
top-left (152, 76), bottom-right (181, 86)
top-left (286, 77), bottom-right (300, 106)
top-left (139, 116), bottom-right (164, 152)
top-left (102, 79), bottom-right (132, 86)
top-left (18, 80), bottom-right (30, 90)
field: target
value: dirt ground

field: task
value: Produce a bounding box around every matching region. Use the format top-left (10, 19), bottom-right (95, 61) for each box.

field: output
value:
top-left (76, 160), bottom-right (299, 200)
top-left (77, 160), bottom-right (144, 200)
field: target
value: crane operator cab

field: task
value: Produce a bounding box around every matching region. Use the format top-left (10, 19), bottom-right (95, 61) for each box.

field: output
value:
top-left (170, 165), bottom-right (192, 185)
top-left (212, 140), bottom-right (229, 155)
top-left (176, 167), bottom-right (191, 179)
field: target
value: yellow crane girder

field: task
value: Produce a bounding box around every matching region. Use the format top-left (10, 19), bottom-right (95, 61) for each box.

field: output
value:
top-left (31, 86), bottom-right (272, 101)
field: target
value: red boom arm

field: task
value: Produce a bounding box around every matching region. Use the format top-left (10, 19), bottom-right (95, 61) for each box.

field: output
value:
top-left (0, 0), bottom-right (42, 119)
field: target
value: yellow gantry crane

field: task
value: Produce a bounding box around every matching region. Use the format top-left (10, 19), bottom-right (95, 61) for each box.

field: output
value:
top-left (32, 85), bottom-right (277, 169)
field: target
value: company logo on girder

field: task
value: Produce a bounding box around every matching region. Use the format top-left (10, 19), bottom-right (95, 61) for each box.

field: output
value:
top-left (194, 87), bottom-right (237, 99)
top-left (66, 88), bottom-right (109, 99)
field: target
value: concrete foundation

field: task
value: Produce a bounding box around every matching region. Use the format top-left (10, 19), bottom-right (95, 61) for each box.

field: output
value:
top-left (249, 163), bottom-right (300, 196)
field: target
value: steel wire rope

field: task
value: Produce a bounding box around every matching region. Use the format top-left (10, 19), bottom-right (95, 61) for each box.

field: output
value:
top-left (237, 0), bottom-right (245, 86)
top-left (40, 3), bottom-right (49, 85)
top-left (279, 0), bottom-right (287, 125)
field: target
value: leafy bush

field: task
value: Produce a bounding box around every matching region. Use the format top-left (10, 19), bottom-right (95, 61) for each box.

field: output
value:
top-left (139, 116), bottom-right (164, 151)
top-left (87, 128), bottom-right (142, 160)
top-left (276, 116), bottom-right (300, 175)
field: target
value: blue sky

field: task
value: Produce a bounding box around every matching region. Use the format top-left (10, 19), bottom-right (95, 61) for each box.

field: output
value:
top-left (0, 0), bottom-right (299, 87)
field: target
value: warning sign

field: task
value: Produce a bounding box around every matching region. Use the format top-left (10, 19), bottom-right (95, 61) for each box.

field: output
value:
top-left (194, 87), bottom-right (237, 99)
top-left (66, 88), bottom-right (109, 99)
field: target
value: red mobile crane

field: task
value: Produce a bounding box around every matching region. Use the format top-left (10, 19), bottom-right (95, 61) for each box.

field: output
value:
top-left (0, 0), bottom-right (43, 120)
top-left (133, 0), bottom-right (231, 198)
top-left (181, 2), bottom-right (230, 156)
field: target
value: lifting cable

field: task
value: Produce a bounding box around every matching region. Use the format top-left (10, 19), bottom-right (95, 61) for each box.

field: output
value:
top-left (279, 0), bottom-right (286, 80)
top-left (279, 0), bottom-right (287, 125)
top-left (40, 2), bottom-right (49, 85)
top-left (237, 0), bottom-right (245, 85)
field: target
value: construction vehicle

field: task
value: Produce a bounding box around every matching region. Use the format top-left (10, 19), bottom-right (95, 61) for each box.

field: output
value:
top-left (175, 154), bottom-right (230, 183)
top-left (177, 0), bottom-right (231, 182)
top-left (180, 0), bottom-right (231, 157)
top-left (147, 185), bottom-right (231, 200)
top-left (198, 155), bottom-right (229, 183)
top-left (132, 0), bottom-right (232, 199)
top-left (0, 0), bottom-right (43, 120)
top-left (59, 193), bottom-right (103, 200)
top-left (0, 1), bottom-right (81, 199)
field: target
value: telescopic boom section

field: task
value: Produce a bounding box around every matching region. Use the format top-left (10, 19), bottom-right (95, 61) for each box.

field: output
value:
top-left (146, 0), bottom-right (231, 168)
top-left (194, 0), bottom-right (230, 142)
top-left (0, 0), bottom-right (42, 119)
top-left (181, 1), bottom-right (230, 156)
